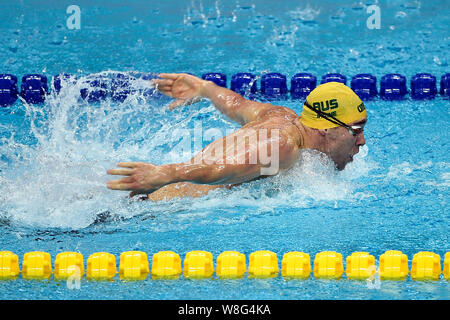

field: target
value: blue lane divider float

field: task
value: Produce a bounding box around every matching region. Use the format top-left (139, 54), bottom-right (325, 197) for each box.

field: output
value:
top-left (0, 74), bottom-right (18, 106)
top-left (290, 73), bottom-right (317, 100)
top-left (53, 74), bottom-right (66, 93)
top-left (321, 73), bottom-right (347, 85)
top-left (260, 73), bottom-right (288, 100)
top-left (351, 74), bottom-right (377, 100)
top-left (0, 72), bottom-right (449, 107)
top-left (53, 73), bottom-right (76, 94)
top-left (20, 74), bottom-right (48, 104)
top-left (230, 73), bottom-right (258, 98)
top-left (440, 73), bottom-right (450, 96)
top-left (380, 73), bottom-right (408, 100)
top-left (80, 75), bottom-right (108, 103)
top-left (111, 73), bottom-right (134, 103)
top-left (202, 72), bottom-right (227, 88)
top-left (411, 73), bottom-right (437, 100)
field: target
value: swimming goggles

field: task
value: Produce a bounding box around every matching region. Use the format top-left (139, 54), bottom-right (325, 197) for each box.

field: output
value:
top-left (303, 100), bottom-right (364, 136)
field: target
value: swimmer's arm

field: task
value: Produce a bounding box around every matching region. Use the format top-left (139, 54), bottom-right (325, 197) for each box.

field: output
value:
top-left (169, 136), bottom-right (298, 185)
top-left (107, 162), bottom-right (268, 197)
top-left (198, 80), bottom-right (274, 125)
top-left (154, 73), bottom-right (291, 125)
top-left (168, 162), bottom-right (266, 186)
top-left (174, 130), bottom-right (299, 185)
top-left (107, 133), bottom-right (299, 196)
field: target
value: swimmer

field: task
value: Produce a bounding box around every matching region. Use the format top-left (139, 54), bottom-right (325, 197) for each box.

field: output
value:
top-left (107, 73), bottom-right (367, 201)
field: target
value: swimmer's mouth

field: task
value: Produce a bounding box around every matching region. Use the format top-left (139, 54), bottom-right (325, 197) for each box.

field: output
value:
top-left (349, 149), bottom-right (359, 162)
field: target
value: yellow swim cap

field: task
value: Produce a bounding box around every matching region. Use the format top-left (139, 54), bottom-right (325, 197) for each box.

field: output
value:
top-left (300, 82), bottom-right (367, 130)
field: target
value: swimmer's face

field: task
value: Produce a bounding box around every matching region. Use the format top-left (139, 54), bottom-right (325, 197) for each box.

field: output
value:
top-left (323, 118), bottom-right (367, 170)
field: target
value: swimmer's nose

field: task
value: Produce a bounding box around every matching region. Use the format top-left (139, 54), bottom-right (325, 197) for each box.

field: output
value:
top-left (356, 132), bottom-right (366, 147)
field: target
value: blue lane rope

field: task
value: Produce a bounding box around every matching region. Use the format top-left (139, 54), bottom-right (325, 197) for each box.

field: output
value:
top-left (0, 72), bottom-right (449, 106)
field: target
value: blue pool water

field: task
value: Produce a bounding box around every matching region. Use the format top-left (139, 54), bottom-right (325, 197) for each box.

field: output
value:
top-left (0, 0), bottom-right (449, 299)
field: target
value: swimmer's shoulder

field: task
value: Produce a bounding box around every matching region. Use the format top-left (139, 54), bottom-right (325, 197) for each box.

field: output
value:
top-left (257, 104), bottom-right (299, 120)
top-left (242, 104), bottom-right (304, 148)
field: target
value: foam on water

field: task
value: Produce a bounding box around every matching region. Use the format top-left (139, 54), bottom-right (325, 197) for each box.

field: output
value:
top-left (0, 72), bottom-right (375, 230)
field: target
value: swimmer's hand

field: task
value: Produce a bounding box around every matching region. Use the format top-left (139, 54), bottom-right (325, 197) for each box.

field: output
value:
top-left (107, 162), bottom-right (173, 197)
top-left (152, 73), bottom-right (209, 110)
